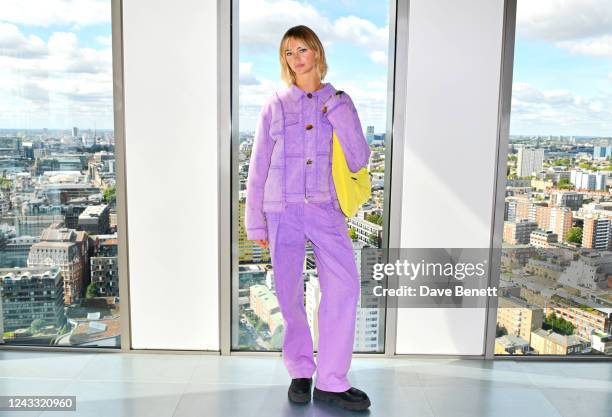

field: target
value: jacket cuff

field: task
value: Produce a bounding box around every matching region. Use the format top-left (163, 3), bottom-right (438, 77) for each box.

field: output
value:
top-left (246, 227), bottom-right (267, 241)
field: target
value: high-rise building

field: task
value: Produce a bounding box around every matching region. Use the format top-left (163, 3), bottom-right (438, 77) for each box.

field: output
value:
top-left (593, 145), bottom-right (612, 160)
top-left (366, 126), bottom-right (375, 142)
top-left (570, 169), bottom-right (607, 191)
top-left (582, 215), bottom-right (612, 250)
top-left (529, 229), bottom-right (558, 248)
top-left (535, 206), bottom-right (573, 243)
top-left (27, 224), bottom-right (89, 305)
top-left (249, 284), bottom-right (283, 336)
top-left (78, 204), bottom-right (110, 235)
top-left (497, 296), bottom-right (544, 344)
top-left (0, 266), bottom-right (65, 332)
top-left (91, 257), bottom-right (118, 296)
top-left (550, 191), bottom-right (583, 210)
top-left (516, 147), bottom-right (544, 177)
top-left (503, 220), bottom-right (537, 244)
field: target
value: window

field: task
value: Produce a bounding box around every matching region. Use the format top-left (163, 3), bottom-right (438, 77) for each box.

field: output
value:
top-left (0, 0), bottom-right (121, 349)
top-left (496, 0), bottom-right (612, 357)
top-left (233, 0), bottom-right (394, 352)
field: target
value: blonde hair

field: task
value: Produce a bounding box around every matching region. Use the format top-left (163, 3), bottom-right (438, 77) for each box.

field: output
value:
top-left (279, 25), bottom-right (328, 86)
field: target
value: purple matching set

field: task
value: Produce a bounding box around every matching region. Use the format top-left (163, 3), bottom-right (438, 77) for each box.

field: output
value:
top-left (245, 82), bottom-right (371, 392)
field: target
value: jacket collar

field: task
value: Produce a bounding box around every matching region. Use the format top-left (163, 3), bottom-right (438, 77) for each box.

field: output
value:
top-left (287, 82), bottom-right (335, 102)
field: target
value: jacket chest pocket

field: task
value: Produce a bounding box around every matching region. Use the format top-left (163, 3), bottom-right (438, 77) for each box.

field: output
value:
top-left (283, 111), bottom-right (303, 155)
top-left (317, 117), bottom-right (333, 156)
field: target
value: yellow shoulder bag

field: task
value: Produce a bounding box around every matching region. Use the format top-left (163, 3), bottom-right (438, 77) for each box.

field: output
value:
top-left (331, 130), bottom-right (371, 217)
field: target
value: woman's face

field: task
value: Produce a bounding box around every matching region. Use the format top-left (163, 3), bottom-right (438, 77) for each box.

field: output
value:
top-left (284, 37), bottom-right (318, 78)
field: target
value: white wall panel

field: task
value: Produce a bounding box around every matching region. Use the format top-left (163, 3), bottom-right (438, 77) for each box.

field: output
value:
top-left (122, 0), bottom-right (219, 350)
top-left (396, 0), bottom-right (505, 354)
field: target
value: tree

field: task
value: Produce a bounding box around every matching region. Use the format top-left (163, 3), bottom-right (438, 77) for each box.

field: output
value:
top-left (365, 212), bottom-right (383, 226)
top-left (86, 282), bottom-right (97, 299)
top-left (543, 312), bottom-right (575, 336)
top-left (270, 326), bottom-right (283, 349)
top-left (565, 227), bottom-right (582, 245)
top-left (557, 178), bottom-right (574, 189)
top-left (103, 186), bottom-right (116, 203)
top-left (496, 324), bottom-right (508, 337)
top-left (30, 319), bottom-right (46, 333)
top-left (368, 233), bottom-right (380, 247)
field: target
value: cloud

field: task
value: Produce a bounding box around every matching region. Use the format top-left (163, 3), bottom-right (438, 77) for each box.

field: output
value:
top-left (0, 0), bottom-right (111, 27)
top-left (237, 3), bottom-right (392, 130)
top-left (369, 50), bottom-right (387, 65)
top-left (333, 15), bottom-right (388, 50)
top-left (238, 72), bottom-right (388, 132)
top-left (516, 0), bottom-right (612, 41)
top-left (239, 0), bottom-right (388, 65)
top-left (511, 82), bottom-right (612, 134)
top-left (239, 62), bottom-right (261, 86)
top-left (0, 28), bottom-right (112, 76)
top-left (21, 81), bottom-right (49, 103)
top-left (556, 35), bottom-right (612, 58)
top-left (516, 0), bottom-right (612, 57)
top-left (0, 25), bottom-right (113, 128)
top-left (0, 22), bottom-right (48, 58)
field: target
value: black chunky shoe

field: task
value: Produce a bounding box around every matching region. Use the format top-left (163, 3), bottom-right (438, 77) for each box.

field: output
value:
top-left (313, 386), bottom-right (371, 411)
top-left (288, 377), bottom-right (312, 404)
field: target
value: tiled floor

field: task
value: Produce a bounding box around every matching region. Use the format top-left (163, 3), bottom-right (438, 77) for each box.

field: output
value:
top-left (0, 350), bottom-right (610, 417)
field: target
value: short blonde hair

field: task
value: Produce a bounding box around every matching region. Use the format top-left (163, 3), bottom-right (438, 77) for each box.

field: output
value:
top-left (279, 25), bottom-right (328, 86)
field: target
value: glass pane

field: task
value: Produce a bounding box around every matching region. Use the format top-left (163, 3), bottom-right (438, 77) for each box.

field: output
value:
top-left (0, 1), bottom-right (120, 348)
top-left (496, 0), bottom-right (612, 356)
top-left (233, 0), bottom-right (393, 352)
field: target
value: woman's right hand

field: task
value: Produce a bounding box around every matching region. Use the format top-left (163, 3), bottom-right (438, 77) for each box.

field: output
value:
top-left (254, 239), bottom-right (269, 249)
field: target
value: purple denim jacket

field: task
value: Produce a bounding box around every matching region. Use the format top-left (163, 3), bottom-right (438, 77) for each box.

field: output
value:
top-left (245, 82), bottom-right (371, 241)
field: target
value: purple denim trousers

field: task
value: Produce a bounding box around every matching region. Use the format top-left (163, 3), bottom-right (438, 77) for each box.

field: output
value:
top-left (265, 200), bottom-right (360, 392)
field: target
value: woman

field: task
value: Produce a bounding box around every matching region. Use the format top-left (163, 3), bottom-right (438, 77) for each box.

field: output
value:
top-left (245, 25), bottom-right (372, 411)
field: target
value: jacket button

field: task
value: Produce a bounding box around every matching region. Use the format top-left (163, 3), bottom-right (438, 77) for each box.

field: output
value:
top-left (305, 124), bottom-right (313, 130)
top-left (322, 106), bottom-right (327, 113)
top-left (306, 159), bottom-right (312, 165)
top-left (307, 93), bottom-right (313, 98)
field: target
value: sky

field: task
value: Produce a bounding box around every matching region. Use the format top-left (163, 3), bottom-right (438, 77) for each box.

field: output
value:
top-left (0, 0), bottom-right (610, 136)
top-left (0, 0), bottom-right (113, 131)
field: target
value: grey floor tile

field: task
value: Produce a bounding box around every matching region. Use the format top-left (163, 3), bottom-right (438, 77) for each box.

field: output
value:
top-left (76, 353), bottom-right (202, 383)
top-left (190, 355), bottom-right (290, 385)
top-left (0, 351), bottom-right (96, 381)
top-left (38, 380), bottom-right (187, 417)
top-left (176, 382), bottom-right (432, 417)
top-left (349, 362), bottom-right (422, 388)
top-left (355, 385), bottom-right (434, 417)
top-left (555, 362), bottom-right (612, 381)
top-left (0, 351), bottom-right (610, 417)
top-left (175, 382), bottom-right (288, 417)
top-left (416, 359), bottom-right (533, 389)
top-left (0, 377), bottom-right (73, 417)
top-left (514, 361), bottom-right (573, 377)
top-left (524, 372), bottom-right (611, 392)
top-left (538, 386), bottom-right (612, 417)
top-left (422, 385), bottom-right (563, 417)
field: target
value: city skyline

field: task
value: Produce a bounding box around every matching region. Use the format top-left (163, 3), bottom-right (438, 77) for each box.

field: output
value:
top-left (0, 0), bottom-right (610, 136)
